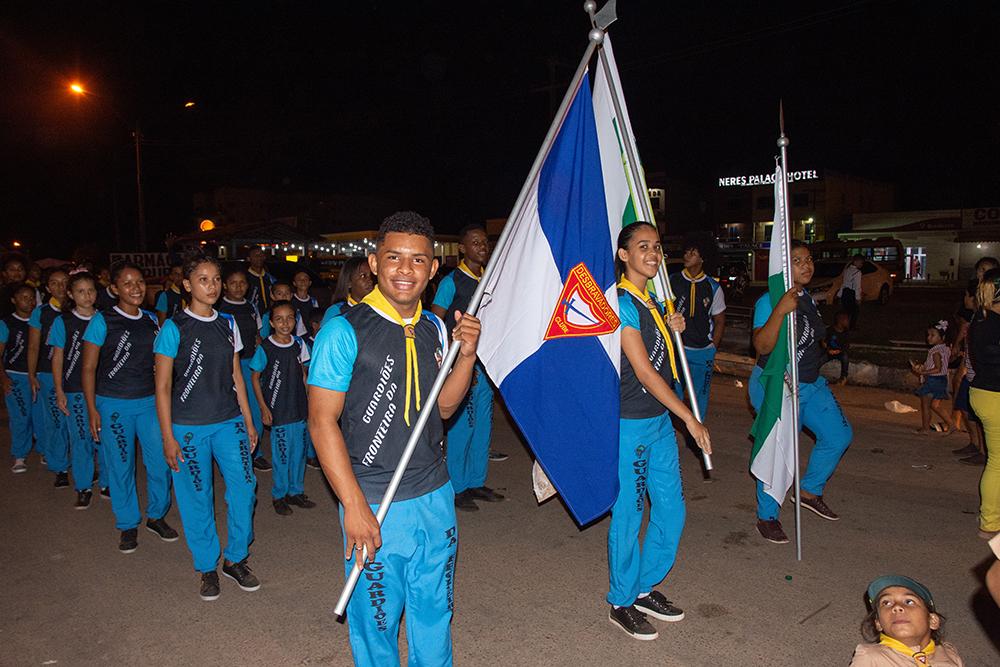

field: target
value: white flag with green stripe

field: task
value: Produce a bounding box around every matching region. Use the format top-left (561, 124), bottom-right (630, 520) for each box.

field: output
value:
top-left (593, 35), bottom-right (643, 234)
top-left (750, 164), bottom-right (797, 505)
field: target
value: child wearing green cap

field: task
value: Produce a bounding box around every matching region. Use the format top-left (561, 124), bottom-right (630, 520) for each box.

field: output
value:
top-left (851, 575), bottom-right (963, 666)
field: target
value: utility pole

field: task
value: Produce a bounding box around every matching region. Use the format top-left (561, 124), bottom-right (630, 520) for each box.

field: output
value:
top-left (133, 122), bottom-right (146, 251)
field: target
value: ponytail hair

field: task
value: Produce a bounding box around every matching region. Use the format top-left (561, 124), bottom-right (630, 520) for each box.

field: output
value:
top-left (978, 267), bottom-right (1000, 314)
top-left (615, 221), bottom-right (658, 278)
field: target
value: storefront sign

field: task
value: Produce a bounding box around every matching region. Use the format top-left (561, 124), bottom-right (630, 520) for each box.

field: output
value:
top-left (965, 207), bottom-right (1000, 227)
top-left (109, 252), bottom-right (172, 278)
top-left (718, 170), bottom-right (820, 187)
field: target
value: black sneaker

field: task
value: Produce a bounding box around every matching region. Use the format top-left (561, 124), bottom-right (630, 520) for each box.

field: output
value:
top-left (609, 605), bottom-right (658, 640)
top-left (200, 571), bottom-right (221, 601)
top-left (252, 457), bottom-right (272, 471)
top-left (54, 472), bottom-right (70, 488)
top-left (222, 559), bottom-right (260, 592)
top-left (756, 519), bottom-right (789, 544)
top-left (287, 493), bottom-right (316, 509)
top-left (800, 495), bottom-right (839, 521)
top-left (119, 528), bottom-right (138, 553)
top-left (146, 517), bottom-right (180, 542)
top-left (74, 489), bottom-right (93, 510)
top-left (488, 450), bottom-right (510, 462)
top-left (272, 497), bottom-right (293, 516)
top-left (305, 457), bottom-right (321, 470)
top-left (468, 486), bottom-right (505, 502)
top-left (99, 487), bottom-right (111, 500)
top-left (634, 591), bottom-right (685, 622)
top-left (952, 443), bottom-right (979, 456)
top-left (455, 490), bottom-right (479, 512)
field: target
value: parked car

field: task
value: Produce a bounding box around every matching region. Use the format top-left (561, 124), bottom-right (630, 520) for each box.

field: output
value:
top-left (717, 260), bottom-right (749, 300)
top-left (810, 259), bottom-right (893, 305)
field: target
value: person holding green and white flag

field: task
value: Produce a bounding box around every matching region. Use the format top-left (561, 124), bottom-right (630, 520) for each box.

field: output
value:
top-left (748, 165), bottom-right (854, 545)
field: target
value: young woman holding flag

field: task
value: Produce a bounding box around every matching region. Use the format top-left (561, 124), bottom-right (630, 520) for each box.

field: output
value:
top-left (608, 221), bottom-right (711, 641)
top-left (750, 240), bottom-right (853, 544)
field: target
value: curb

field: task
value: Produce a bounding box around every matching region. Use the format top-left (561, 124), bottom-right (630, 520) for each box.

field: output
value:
top-left (714, 352), bottom-right (921, 391)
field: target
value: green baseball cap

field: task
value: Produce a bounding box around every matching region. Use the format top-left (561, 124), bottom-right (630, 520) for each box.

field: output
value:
top-left (866, 575), bottom-right (935, 611)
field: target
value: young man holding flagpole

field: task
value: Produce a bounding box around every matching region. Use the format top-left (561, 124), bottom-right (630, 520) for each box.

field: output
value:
top-left (308, 211), bottom-right (480, 667)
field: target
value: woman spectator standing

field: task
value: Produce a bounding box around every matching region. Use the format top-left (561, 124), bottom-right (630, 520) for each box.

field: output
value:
top-left (968, 267), bottom-right (1000, 540)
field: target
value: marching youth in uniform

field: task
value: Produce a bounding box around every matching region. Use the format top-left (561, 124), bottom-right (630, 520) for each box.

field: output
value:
top-left (430, 223), bottom-right (503, 512)
top-left (250, 300), bottom-right (316, 515)
top-left (291, 270), bottom-right (320, 325)
top-left (245, 247), bottom-right (276, 316)
top-left (608, 221), bottom-right (712, 641)
top-left (50, 272), bottom-right (110, 508)
top-left (309, 212), bottom-right (480, 667)
top-left (218, 268), bottom-right (269, 471)
top-left (155, 261), bottom-right (186, 326)
top-left (260, 281), bottom-right (308, 338)
top-left (303, 307), bottom-right (325, 470)
top-left (750, 240), bottom-right (853, 544)
top-left (153, 256), bottom-right (261, 601)
top-left (81, 263), bottom-right (178, 553)
top-left (668, 233), bottom-right (726, 425)
top-left (1, 284), bottom-right (38, 473)
top-left (322, 256), bottom-right (374, 325)
top-left (27, 268), bottom-right (71, 486)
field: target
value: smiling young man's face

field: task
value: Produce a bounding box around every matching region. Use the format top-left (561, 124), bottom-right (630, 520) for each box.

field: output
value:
top-left (369, 231), bottom-right (438, 316)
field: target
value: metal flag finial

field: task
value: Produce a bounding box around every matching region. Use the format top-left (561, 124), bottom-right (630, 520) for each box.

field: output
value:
top-left (594, 0), bottom-right (618, 29)
top-left (778, 100), bottom-right (789, 148)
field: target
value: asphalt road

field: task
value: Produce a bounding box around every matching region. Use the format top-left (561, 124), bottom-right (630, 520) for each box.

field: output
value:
top-left (2, 379), bottom-right (999, 666)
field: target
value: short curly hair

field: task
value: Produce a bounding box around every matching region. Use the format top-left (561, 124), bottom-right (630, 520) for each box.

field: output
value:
top-left (377, 211), bottom-right (435, 248)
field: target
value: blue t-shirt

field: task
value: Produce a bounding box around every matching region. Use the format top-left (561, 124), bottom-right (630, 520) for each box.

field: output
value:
top-left (83, 307), bottom-right (160, 399)
top-left (618, 291), bottom-right (672, 419)
top-left (155, 287), bottom-right (185, 318)
top-left (0, 314), bottom-right (31, 374)
top-left (308, 305), bottom-right (449, 503)
top-left (752, 291), bottom-right (827, 384)
top-left (29, 302), bottom-right (62, 374)
top-left (321, 301), bottom-right (351, 326)
top-left (48, 310), bottom-right (94, 393)
top-left (154, 309), bottom-right (243, 425)
top-left (249, 335), bottom-right (310, 425)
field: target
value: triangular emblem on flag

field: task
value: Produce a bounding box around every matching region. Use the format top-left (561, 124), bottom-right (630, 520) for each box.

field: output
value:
top-left (544, 262), bottom-right (621, 340)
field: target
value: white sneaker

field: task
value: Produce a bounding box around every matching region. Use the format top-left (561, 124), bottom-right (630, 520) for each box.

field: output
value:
top-left (11, 459), bottom-right (27, 473)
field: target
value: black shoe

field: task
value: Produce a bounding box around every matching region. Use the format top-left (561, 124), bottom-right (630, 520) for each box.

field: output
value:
top-left (634, 591), bottom-right (685, 622)
top-left (305, 457), bottom-right (321, 470)
top-left (272, 497), bottom-right (293, 516)
top-left (455, 490), bottom-right (479, 512)
top-left (146, 517), bottom-right (179, 542)
top-left (609, 605), bottom-right (658, 640)
top-left (222, 559), bottom-right (260, 592)
top-left (200, 571), bottom-right (221, 601)
top-left (800, 495), bottom-right (839, 521)
top-left (961, 452), bottom-right (987, 466)
top-left (756, 519), bottom-right (789, 544)
top-left (119, 528), bottom-right (138, 553)
top-left (99, 487), bottom-right (110, 500)
top-left (467, 486), bottom-right (505, 502)
top-left (952, 443), bottom-right (979, 457)
top-left (287, 493), bottom-right (316, 509)
top-left (74, 489), bottom-right (93, 510)
top-left (54, 472), bottom-right (69, 488)
top-left (488, 450), bottom-right (510, 462)
top-left (252, 456), bottom-right (271, 471)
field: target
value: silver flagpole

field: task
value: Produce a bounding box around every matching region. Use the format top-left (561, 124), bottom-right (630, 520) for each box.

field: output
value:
top-left (332, 24), bottom-right (605, 618)
top-left (777, 103), bottom-right (803, 561)
top-left (588, 2), bottom-right (712, 471)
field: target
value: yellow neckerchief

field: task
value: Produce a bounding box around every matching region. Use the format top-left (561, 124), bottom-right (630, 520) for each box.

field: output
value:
top-left (169, 285), bottom-right (181, 294)
top-left (617, 276), bottom-right (679, 380)
top-left (48, 297), bottom-right (61, 310)
top-left (681, 268), bottom-right (705, 318)
top-left (347, 295), bottom-right (358, 307)
top-left (249, 269), bottom-right (269, 309)
top-left (361, 286), bottom-right (423, 426)
top-left (457, 260), bottom-right (482, 282)
top-left (878, 634), bottom-right (936, 665)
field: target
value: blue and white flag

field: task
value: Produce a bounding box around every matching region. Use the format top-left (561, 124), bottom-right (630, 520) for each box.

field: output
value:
top-left (477, 73), bottom-right (621, 525)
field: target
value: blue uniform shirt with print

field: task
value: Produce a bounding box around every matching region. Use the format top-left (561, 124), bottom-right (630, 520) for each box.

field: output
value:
top-left (83, 307), bottom-right (160, 399)
top-left (249, 335), bottom-right (310, 425)
top-left (753, 291), bottom-right (826, 384)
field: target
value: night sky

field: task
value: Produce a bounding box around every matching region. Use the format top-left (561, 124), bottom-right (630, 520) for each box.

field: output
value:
top-left (2, 1), bottom-right (998, 256)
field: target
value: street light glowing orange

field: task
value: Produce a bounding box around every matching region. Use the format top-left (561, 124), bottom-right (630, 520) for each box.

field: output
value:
top-left (69, 83), bottom-right (86, 95)
top-left (184, 101), bottom-right (195, 108)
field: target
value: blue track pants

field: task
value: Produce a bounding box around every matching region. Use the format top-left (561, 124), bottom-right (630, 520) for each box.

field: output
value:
top-left (96, 395), bottom-right (172, 530)
top-left (445, 364), bottom-right (494, 494)
top-left (172, 417), bottom-right (257, 572)
top-left (5, 372), bottom-right (35, 459)
top-left (240, 359), bottom-right (265, 459)
top-left (748, 366), bottom-right (853, 521)
top-left (37, 373), bottom-right (69, 472)
top-left (271, 420), bottom-right (306, 499)
top-left (342, 482), bottom-right (458, 667)
top-left (65, 392), bottom-right (108, 491)
top-left (673, 345), bottom-right (716, 421)
top-left (607, 412), bottom-right (686, 607)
